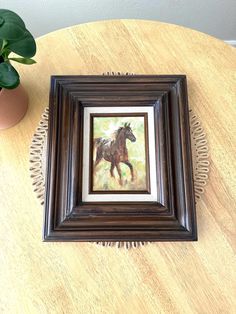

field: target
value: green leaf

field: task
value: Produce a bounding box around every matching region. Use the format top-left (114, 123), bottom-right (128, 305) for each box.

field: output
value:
top-left (7, 29), bottom-right (36, 57)
top-left (0, 22), bottom-right (25, 40)
top-left (0, 61), bottom-right (20, 89)
top-left (8, 57), bottom-right (36, 64)
top-left (0, 9), bottom-right (26, 40)
top-left (0, 9), bottom-right (25, 28)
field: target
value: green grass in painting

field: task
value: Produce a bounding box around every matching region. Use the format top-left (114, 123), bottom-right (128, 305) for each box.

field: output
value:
top-left (93, 116), bottom-right (147, 191)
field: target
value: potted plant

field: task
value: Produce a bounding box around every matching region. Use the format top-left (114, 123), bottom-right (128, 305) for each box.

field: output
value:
top-left (0, 9), bottom-right (36, 129)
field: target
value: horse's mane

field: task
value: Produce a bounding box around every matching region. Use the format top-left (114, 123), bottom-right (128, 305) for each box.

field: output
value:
top-left (114, 127), bottom-right (124, 139)
top-left (114, 123), bottom-right (131, 139)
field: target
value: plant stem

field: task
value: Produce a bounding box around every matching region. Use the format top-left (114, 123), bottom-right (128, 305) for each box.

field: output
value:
top-left (0, 39), bottom-right (8, 56)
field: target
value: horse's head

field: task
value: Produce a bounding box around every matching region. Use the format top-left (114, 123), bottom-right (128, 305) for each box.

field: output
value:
top-left (123, 122), bottom-right (136, 142)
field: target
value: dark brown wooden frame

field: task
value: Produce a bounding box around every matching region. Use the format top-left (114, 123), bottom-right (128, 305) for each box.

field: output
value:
top-left (44, 75), bottom-right (197, 242)
top-left (89, 112), bottom-right (150, 194)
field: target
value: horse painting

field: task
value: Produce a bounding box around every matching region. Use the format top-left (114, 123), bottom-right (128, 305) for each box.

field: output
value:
top-left (93, 123), bottom-right (136, 185)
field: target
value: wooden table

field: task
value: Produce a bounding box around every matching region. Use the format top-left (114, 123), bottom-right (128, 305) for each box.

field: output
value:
top-left (0, 20), bottom-right (235, 313)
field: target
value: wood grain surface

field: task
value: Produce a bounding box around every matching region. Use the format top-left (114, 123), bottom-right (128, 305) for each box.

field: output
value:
top-left (0, 20), bottom-right (235, 313)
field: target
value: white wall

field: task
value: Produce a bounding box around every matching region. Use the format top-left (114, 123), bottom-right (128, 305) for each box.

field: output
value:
top-left (1, 0), bottom-right (236, 40)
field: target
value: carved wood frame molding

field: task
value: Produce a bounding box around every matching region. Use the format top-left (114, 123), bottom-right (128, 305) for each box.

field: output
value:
top-left (44, 75), bottom-right (197, 241)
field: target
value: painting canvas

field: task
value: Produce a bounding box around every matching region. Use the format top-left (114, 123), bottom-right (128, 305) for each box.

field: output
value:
top-left (90, 114), bottom-right (150, 193)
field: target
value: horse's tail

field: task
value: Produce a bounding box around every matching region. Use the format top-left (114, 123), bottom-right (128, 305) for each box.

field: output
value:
top-left (93, 137), bottom-right (103, 149)
top-left (93, 138), bottom-right (104, 162)
top-left (93, 137), bottom-right (103, 155)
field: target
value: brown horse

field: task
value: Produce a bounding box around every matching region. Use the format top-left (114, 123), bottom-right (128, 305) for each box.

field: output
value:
top-left (93, 123), bottom-right (136, 185)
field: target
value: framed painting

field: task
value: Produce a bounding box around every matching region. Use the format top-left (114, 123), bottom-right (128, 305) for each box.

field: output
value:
top-left (44, 75), bottom-right (197, 241)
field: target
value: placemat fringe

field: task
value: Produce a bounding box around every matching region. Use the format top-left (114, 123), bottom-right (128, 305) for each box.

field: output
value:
top-left (29, 74), bottom-right (210, 249)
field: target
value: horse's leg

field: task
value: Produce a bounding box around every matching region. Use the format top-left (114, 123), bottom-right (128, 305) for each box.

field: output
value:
top-left (115, 163), bottom-right (123, 185)
top-left (110, 162), bottom-right (115, 178)
top-left (123, 160), bottom-right (134, 181)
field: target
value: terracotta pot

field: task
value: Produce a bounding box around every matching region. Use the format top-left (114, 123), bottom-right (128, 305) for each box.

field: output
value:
top-left (0, 84), bottom-right (28, 130)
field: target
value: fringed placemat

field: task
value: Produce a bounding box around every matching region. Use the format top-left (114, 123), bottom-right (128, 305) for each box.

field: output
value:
top-left (29, 73), bottom-right (210, 248)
